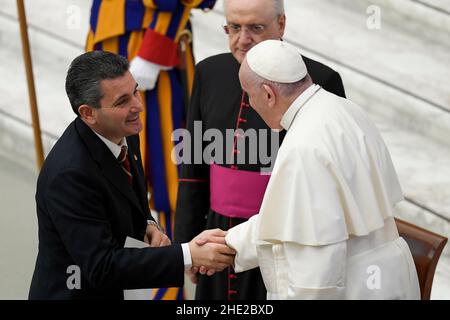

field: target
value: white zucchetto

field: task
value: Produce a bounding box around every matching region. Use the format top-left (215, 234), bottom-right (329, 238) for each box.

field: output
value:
top-left (246, 40), bottom-right (308, 83)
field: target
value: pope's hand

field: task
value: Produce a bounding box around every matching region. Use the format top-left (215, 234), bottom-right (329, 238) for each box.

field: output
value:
top-left (194, 229), bottom-right (228, 246)
top-left (189, 229), bottom-right (235, 271)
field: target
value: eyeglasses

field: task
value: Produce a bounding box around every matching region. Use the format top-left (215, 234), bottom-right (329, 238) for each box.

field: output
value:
top-left (223, 23), bottom-right (267, 36)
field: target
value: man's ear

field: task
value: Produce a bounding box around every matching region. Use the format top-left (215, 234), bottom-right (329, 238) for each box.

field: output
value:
top-left (278, 14), bottom-right (286, 38)
top-left (78, 104), bottom-right (97, 125)
top-left (262, 84), bottom-right (276, 109)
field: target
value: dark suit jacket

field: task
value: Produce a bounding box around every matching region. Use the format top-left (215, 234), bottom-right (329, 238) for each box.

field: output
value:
top-left (29, 118), bottom-right (184, 300)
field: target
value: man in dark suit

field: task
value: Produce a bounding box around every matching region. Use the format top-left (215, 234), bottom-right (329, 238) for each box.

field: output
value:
top-left (29, 51), bottom-right (235, 300)
top-left (174, 0), bottom-right (346, 300)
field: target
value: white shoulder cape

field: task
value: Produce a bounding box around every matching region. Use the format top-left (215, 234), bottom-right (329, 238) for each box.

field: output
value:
top-left (256, 90), bottom-right (403, 246)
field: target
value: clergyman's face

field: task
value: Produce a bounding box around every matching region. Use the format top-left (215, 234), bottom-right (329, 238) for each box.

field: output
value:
top-left (224, 0), bottom-right (285, 64)
top-left (93, 71), bottom-right (144, 144)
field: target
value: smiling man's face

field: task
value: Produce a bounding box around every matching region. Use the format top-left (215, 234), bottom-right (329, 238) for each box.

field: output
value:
top-left (92, 71), bottom-right (144, 144)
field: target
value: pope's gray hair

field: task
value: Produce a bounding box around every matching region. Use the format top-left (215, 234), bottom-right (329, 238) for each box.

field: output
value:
top-left (274, 0), bottom-right (285, 16)
top-left (224, 0), bottom-right (285, 17)
top-left (245, 67), bottom-right (310, 98)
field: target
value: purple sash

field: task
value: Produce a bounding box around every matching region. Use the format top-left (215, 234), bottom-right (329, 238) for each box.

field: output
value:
top-left (210, 164), bottom-right (271, 219)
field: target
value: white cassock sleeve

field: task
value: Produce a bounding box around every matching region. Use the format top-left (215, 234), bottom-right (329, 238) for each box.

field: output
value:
top-left (225, 214), bottom-right (260, 273)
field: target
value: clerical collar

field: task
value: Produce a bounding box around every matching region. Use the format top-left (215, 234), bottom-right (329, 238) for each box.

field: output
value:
top-left (93, 130), bottom-right (128, 159)
top-left (280, 84), bottom-right (321, 131)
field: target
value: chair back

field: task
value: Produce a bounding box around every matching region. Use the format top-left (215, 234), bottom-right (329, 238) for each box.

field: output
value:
top-left (395, 218), bottom-right (448, 300)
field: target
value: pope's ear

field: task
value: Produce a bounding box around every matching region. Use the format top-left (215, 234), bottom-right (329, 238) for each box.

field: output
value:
top-left (262, 84), bottom-right (276, 108)
top-left (78, 104), bottom-right (97, 125)
top-left (278, 14), bottom-right (286, 37)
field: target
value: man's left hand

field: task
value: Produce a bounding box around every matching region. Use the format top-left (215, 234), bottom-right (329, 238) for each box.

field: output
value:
top-left (144, 224), bottom-right (171, 247)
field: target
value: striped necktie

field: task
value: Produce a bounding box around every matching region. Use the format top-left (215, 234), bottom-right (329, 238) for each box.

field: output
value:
top-left (118, 145), bottom-right (133, 185)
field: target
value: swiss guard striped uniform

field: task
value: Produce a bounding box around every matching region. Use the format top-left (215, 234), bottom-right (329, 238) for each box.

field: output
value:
top-left (86, 0), bottom-right (216, 300)
top-left (174, 53), bottom-right (347, 300)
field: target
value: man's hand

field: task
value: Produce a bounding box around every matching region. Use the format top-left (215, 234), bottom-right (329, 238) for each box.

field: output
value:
top-left (191, 229), bottom-right (230, 276)
top-left (189, 229), bottom-right (235, 271)
top-left (186, 266), bottom-right (199, 284)
top-left (144, 224), bottom-right (171, 247)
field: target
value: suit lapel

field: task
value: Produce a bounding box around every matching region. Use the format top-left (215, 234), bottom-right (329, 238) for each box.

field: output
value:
top-left (75, 118), bottom-right (146, 218)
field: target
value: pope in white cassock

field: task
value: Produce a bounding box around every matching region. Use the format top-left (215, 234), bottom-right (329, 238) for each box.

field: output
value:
top-left (224, 40), bottom-right (421, 300)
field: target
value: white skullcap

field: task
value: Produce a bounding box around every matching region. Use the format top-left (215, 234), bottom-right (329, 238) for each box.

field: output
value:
top-left (246, 40), bottom-right (307, 83)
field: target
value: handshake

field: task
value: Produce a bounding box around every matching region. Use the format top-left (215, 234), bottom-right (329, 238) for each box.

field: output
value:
top-left (187, 229), bottom-right (235, 284)
top-left (145, 225), bottom-right (235, 283)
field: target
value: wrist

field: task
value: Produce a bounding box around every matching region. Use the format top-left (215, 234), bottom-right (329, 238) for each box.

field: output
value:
top-left (147, 219), bottom-right (163, 232)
